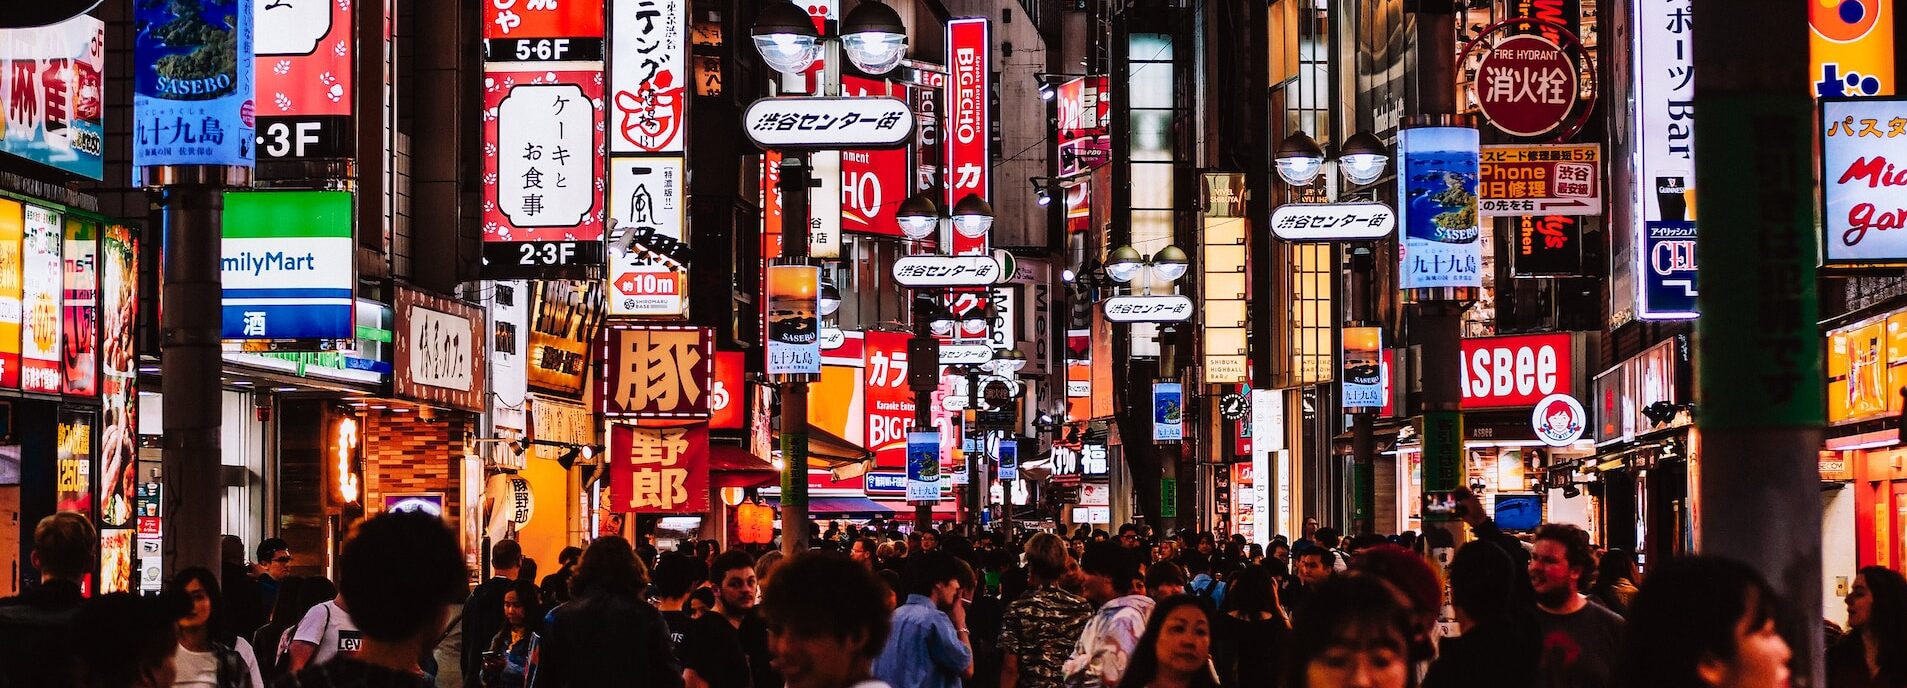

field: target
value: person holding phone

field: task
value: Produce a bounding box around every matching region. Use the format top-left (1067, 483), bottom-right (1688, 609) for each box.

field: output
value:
top-left (481, 581), bottom-right (540, 688)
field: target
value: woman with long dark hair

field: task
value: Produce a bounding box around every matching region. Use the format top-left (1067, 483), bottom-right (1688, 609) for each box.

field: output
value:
top-left (1212, 565), bottom-right (1286, 687)
top-left (1590, 549), bottom-right (1641, 617)
top-left (482, 580), bottom-right (543, 688)
top-left (165, 566), bottom-right (265, 688)
top-left (1830, 566), bottom-right (1907, 688)
top-left (1120, 595), bottom-right (1220, 688)
top-left (529, 536), bottom-right (682, 688)
top-left (1283, 574), bottom-right (1414, 688)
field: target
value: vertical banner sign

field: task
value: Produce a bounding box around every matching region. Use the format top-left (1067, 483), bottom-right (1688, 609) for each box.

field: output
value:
top-left (609, 422), bottom-right (711, 513)
top-left (483, 70), bottom-right (606, 241)
top-left (945, 18), bottom-right (991, 250)
top-left (99, 224), bottom-right (136, 529)
top-left (1420, 409), bottom-right (1463, 521)
top-left (906, 430), bottom-right (942, 502)
top-left (1821, 98), bottom-right (1907, 266)
top-left (864, 331), bottom-right (915, 468)
top-left (841, 76), bottom-right (909, 237)
top-left (599, 324), bottom-right (712, 419)
top-left (1153, 382), bottom-right (1184, 442)
top-left (711, 351), bottom-right (744, 429)
top-left (607, 156), bottom-right (689, 316)
top-left (0, 201), bottom-right (22, 389)
top-left (489, 281), bottom-right (530, 433)
top-left (1398, 127), bottom-right (1482, 289)
top-left (1160, 477), bottom-right (1177, 518)
top-left (1202, 173), bottom-right (1249, 384)
top-left (811, 151), bottom-right (842, 258)
top-left (133, 0), bottom-right (254, 172)
top-left (55, 413), bottom-right (91, 519)
top-left (254, 0), bottom-right (355, 159)
top-left (1812, 0), bottom-right (1894, 97)
top-left (1635, 0), bottom-right (1697, 319)
top-left (1056, 76), bottom-right (1111, 177)
top-left (61, 218), bottom-right (95, 396)
top-left (220, 191), bottom-right (356, 341)
top-left (0, 16), bottom-right (106, 179)
top-left (610, 0), bottom-right (687, 154)
top-left (20, 205), bottom-right (60, 394)
top-left (765, 265), bottom-right (821, 378)
top-left (998, 439), bottom-right (1018, 481)
top-left (1341, 326), bottom-right (1385, 408)
top-left (908, 67), bottom-right (946, 194)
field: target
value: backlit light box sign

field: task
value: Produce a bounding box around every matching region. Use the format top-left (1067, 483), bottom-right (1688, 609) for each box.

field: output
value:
top-left (133, 0), bottom-right (254, 173)
top-left (1634, 0), bottom-right (1698, 319)
top-left (1821, 97), bottom-right (1907, 266)
top-left (0, 15), bottom-right (105, 179)
top-left (220, 191), bottom-right (355, 341)
top-left (1397, 127), bottom-right (1481, 289)
top-left (254, 0), bottom-right (356, 160)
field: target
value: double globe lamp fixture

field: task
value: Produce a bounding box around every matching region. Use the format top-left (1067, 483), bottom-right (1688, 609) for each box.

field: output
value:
top-left (895, 192), bottom-right (994, 241)
top-left (751, 0), bottom-right (909, 76)
top-left (1275, 129), bottom-right (1390, 187)
top-left (1103, 244), bottom-right (1189, 286)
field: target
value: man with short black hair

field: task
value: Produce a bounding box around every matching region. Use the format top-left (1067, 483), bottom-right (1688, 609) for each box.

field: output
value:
top-left (459, 539), bottom-right (522, 687)
top-left (0, 512), bottom-right (96, 687)
top-left (1283, 547), bottom-right (1336, 614)
top-left (681, 551), bottom-right (779, 688)
top-left (257, 537), bottom-right (293, 612)
top-left (276, 511), bottom-right (469, 687)
top-left (872, 552), bottom-right (972, 688)
top-left (1115, 524), bottom-right (1142, 550)
top-left (1062, 541), bottom-right (1152, 688)
top-left (653, 553), bottom-right (700, 653)
top-left (1144, 562), bottom-right (1186, 599)
top-left (1529, 523), bottom-right (1622, 688)
top-left (760, 552), bottom-right (892, 688)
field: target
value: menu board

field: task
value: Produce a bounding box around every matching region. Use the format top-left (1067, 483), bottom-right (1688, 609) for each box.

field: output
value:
top-left (21, 205), bottom-right (60, 393)
top-left (62, 218), bottom-right (96, 396)
top-left (98, 225), bottom-right (136, 528)
top-left (55, 413), bottom-right (91, 517)
top-left (0, 200), bottom-right (23, 389)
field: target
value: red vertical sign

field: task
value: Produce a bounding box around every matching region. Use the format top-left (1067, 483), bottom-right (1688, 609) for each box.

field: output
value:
top-left (841, 76), bottom-right (910, 238)
top-left (864, 331), bottom-right (916, 468)
top-left (945, 18), bottom-right (991, 255)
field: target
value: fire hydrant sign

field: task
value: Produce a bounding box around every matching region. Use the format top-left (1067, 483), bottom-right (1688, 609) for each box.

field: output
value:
top-left (1478, 144), bottom-right (1602, 218)
top-left (1821, 97), bottom-right (1907, 265)
top-left (1473, 34), bottom-right (1579, 137)
top-left (610, 422), bottom-right (709, 513)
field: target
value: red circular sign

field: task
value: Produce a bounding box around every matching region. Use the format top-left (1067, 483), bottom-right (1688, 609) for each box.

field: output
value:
top-left (1472, 34), bottom-right (1579, 137)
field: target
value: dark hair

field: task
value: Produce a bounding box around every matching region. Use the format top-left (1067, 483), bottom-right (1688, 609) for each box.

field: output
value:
top-left (257, 537), bottom-right (290, 565)
top-left (297, 576), bottom-right (339, 613)
top-left (166, 566), bottom-right (237, 646)
top-left (1312, 527), bottom-right (1340, 549)
top-left (265, 575), bottom-right (310, 626)
top-left (72, 593), bottom-right (185, 688)
top-left (1298, 548), bottom-right (1337, 569)
top-left (1594, 548), bottom-right (1639, 592)
top-left (1284, 574), bottom-right (1415, 688)
top-left (1221, 565), bottom-right (1286, 623)
top-left (491, 539), bottom-right (524, 571)
top-left (1857, 565), bottom-right (1907, 682)
top-left (1620, 556), bottom-right (1782, 688)
top-left (505, 579), bottom-right (544, 632)
top-left (1146, 561), bottom-right (1187, 591)
top-left (762, 552), bottom-right (892, 660)
top-left (33, 512), bottom-right (95, 580)
top-left (338, 511), bottom-right (468, 642)
top-left (1122, 595), bottom-right (1220, 688)
top-left (557, 546), bottom-right (584, 567)
top-left (1080, 540), bottom-right (1142, 595)
top-left (905, 551), bottom-right (965, 597)
top-left (1119, 524), bottom-right (1141, 537)
top-left (571, 537), bottom-right (650, 598)
top-left (1534, 523), bottom-right (1596, 591)
top-left (877, 568), bottom-right (904, 603)
top-left (651, 553), bottom-right (699, 598)
top-left (1448, 541), bottom-right (1517, 626)
top-left (688, 587), bottom-right (716, 610)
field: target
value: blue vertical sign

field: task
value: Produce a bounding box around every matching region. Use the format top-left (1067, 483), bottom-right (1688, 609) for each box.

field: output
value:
top-left (905, 430), bottom-right (941, 502)
top-left (1153, 382), bottom-right (1183, 442)
top-left (133, 0), bottom-right (255, 172)
top-left (997, 439), bottom-right (1018, 481)
top-left (1398, 127), bottom-right (1481, 289)
top-left (1642, 221), bottom-right (1699, 318)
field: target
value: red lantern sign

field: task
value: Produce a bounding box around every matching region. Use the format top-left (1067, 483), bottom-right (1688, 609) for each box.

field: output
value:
top-left (1472, 34), bottom-right (1579, 138)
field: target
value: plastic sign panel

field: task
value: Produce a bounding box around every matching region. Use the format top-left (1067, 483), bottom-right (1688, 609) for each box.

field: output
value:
top-left (484, 0), bottom-right (606, 61)
top-left (998, 439), bottom-right (1018, 481)
top-left (1459, 333), bottom-right (1573, 409)
top-left (607, 156), bottom-right (689, 315)
top-left (1269, 203), bottom-right (1398, 241)
top-left (1512, 215), bottom-right (1585, 277)
top-left (482, 69), bottom-right (607, 278)
top-left (1342, 326), bottom-right (1384, 409)
top-left (1478, 144), bottom-right (1602, 217)
top-left (255, 0), bottom-right (355, 159)
top-left (99, 224), bottom-right (136, 528)
top-left (765, 265), bottom-right (820, 378)
top-left (842, 146), bottom-right (909, 237)
top-left (865, 331), bottom-right (915, 469)
top-left (220, 191), bottom-right (355, 342)
top-left (610, 423), bottom-right (710, 513)
top-left (0, 16), bottom-right (104, 179)
top-left (1101, 295), bottom-right (1194, 323)
top-left (1812, 0), bottom-right (1893, 97)
top-left (906, 430), bottom-right (942, 502)
top-left (1056, 76), bottom-right (1110, 177)
top-left (0, 201), bottom-right (26, 389)
top-left (940, 343), bottom-right (992, 366)
top-left (61, 218), bottom-right (95, 396)
top-left (1530, 393), bottom-right (1586, 446)
top-left (1472, 34), bottom-right (1578, 137)
top-left (891, 256), bottom-right (1003, 287)
top-left (20, 205), bottom-right (60, 393)
top-left (864, 470), bottom-right (907, 497)
top-left (393, 287), bottom-right (485, 413)
top-left (1820, 97), bottom-right (1907, 265)
top-left (1827, 309), bottom-right (1907, 424)
top-left (599, 324), bottom-right (712, 419)
top-left (133, 0), bottom-right (254, 173)
top-left (609, 0), bottom-right (687, 154)
top-left (945, 17), bottom-right (991, 253)
top-left (1397, 127), bottom-right (1482, 289)
top-left (1634, 0), bottom-right (1697, 319)
top-left (1642, 222), bottom-right (1698, 318)
top-left (743, 97), bottom-right (913, 149)
top-left (1153, 382), bottom-right (1183, 442)
top-left (527, 280), bottom-right (603, 396)
top-left (710, 351), bottom-right (744, 430)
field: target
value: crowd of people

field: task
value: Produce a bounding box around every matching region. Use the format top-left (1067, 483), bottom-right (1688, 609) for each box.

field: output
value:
top-left (1, 488), bottom-right (1905, 687)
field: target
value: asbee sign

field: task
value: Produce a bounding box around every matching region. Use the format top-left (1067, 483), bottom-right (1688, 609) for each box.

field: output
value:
top-left (743, 97), bottom-right (914, 149)
top-left (1459, 333), bottom-right (1575, 409)
top-left (220, 191), bottom-right (355, 342)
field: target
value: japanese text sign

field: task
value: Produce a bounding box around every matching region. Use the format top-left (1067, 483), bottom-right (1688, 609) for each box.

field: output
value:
top-left (906, 430), bottom-right (942, 502)
top-left (891, 255), bottom-right (1003, 287)
top-left (1478, 144), bottom-right (1601, 217)
top-left (1269, 203), bottom-right (1398, 241)
top-left (1101, 295), bottom-right (1194, 323)
top-left (610, 422), bottom-right (709, 513)
top-left (1057, 76), bottom-right (1110, 177)
top-left (528, 280), bottom-right (603, 397)
top-left (1473, 34), bottom-right (1578, 137)
top-left (0, 201), bottom-right (24, 389)
top-left (483, 69), bottom-right (606, 243)
top-left (1634, 0), bottom-right (1697, 319)
top-left (600, 324), bottom-right (712, 419)
top-left (766, 265), bottom-right (820, 378)
top-left (255, 0), bottom-right (355, 160)
top-left (865, 331), bottom-right (915, 468)
top-left (1342, 327), bottom-right (1384, 408)
top-left (0, 15), bottom-right (104, 179)
top-left (1643, 221), bottom-right (1698, 317)
top-left (1821, 97), bottom-right (1907, 265)
top-left (1398, 127), bottom-right (1482, 289)
top-left (1459, 333), bottom-right (1574, 409)
top-left (607, 156), bottom-right (688, 315)
top-left (394, 287), bottom-right (486, 412)
top-left (610, 0), bottom-right (686, 154)
top-left (946, 18), bottom-right (990, 253)
top-left (220, 191), bottom-right (355, 341)
top-left (133, 0), bottom-right (254, 173)
top-left (1153, 382), bottom-right (1183, 442)
top-left (1811, 0), bottom-right (1893, 98)
top-left (62, 218), bottom-right (95, 396)
top-left (486, 0), bottom-right (606, 62)
top-left (20, 205), bottom-right (59, 394)
top-left (742, 96), bottom-right (913, 149)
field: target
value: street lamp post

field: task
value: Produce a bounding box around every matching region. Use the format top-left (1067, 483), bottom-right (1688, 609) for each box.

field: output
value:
top-left (752, 0), bottom-right (910, 554)
top-left (1102, 244), bottom-right (1189, 529)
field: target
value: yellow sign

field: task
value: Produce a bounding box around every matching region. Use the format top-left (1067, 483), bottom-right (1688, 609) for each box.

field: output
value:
top-left (1827, 309), bottom-right (1907, 423)
top-left (1812, 0), bottom-right (1895, 97)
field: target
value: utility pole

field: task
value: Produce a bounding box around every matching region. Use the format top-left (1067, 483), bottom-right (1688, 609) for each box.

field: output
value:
top-left (1690, 0), bottom-right (1823, 681)
top-left (1347, 246), bottom-right (1377, 536)
top-left (909, 296), bottom-right (940, 529)
top-left (778, 151), bottom-right (814, 556)
top-left (160, 176), bottom-right (234, 580)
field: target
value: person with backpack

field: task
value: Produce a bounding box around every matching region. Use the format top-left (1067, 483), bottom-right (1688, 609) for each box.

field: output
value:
top-left (167, 566), bottom-right (266, 688)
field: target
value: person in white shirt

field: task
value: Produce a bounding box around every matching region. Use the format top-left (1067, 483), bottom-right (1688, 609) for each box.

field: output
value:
top-left (288, 591), bottom-right (362, 672)
top-left (167, 567), bottom-right (265, 688)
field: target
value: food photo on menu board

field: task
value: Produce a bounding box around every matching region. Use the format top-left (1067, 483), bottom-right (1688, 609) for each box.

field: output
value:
top-left (97, 225), bottom-right (136, 528)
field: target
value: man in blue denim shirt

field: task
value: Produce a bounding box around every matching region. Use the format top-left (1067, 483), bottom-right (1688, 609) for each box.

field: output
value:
top-left (872, 552), bottom-right (973, 688)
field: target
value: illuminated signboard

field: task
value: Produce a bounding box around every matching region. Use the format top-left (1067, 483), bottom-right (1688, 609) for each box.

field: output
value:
top-left (1459, 333), bottom-right (1575, 409)
top-left (220, 191), bottom-right (355, 342)
top-left (481, 69), bottom-right (607, 278)
top-left (606, 156), bottom-right (688, 316)
top-left (255, 0), bottom-right (355, 159)
top-left (609, 0), bottom-right (686, 153)
top-left (21, 204), bottom-right (60, 393)
top-left (1634, 0), bottom-right (1697, 319)
top-left (0, 15), bottom-right (104, 179)
top-left (599, 324), bottom-right (713, 419)
top-left (1811, 0), bottom-right (1893, 97)
top-left (484, 0), bottom-right (606, 61)
top-left (133, 0), bottom-right (253, 172)
top-left (1397, 127), bottom-right (1482, 290)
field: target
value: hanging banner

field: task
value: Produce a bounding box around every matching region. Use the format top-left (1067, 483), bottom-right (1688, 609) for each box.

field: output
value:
top-left (945, 17), bottom-right (990, 253)
top-left (765, 265), bottom-right (820, 378)
top-left (609, 422), bottom-right (710, 513)
top-left (906, 430), bottom-right (941, 502)
top-left (255, 0), bottom-right (354, 159)
top-left (527, 280), bottom-right (603, 397)
top-left (599, 324), bottom-right (712, 419)
top-left (609, 0), bottom-right (687, 154)
top-left (606, 156), bottom-right (689, 316)
top-left (61, 217), bottom-right (95, 396)
top-left (220, 191), bottom-right (356, 342)
top-left (1634, 0), bottom-right (1697, 319)
top-left (484, 0), bottom-right (606, 61)
top-left (1056, 76), bottom-right (1110, 177)
top-left (488, 281), bottom-right (530, 432)
top-left (864, 331), bottom-right (915, 468)
top-left (1153, 382), bottom-right (1183, 442)
top-left (0, 16), bottom-right (105, 179)
top-left (1398, 127), bottom-right (1482, 289)
top-left (811, 151), bottom-right (842, 259)
top-left (0, 200), bottom-right (23, 390)
top-left (133, 0), bottom-right (254, 173)
top-left (1812, 0), bottom-right (1893, 97)
top-left (20, 204), bottom-right (59, 393)
top-left (482, 68), bottom-right (607, 277)
top-left (1342, 326), bottom-right (1384, 408)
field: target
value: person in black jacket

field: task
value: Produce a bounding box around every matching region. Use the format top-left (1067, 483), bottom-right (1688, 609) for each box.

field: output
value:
top-left (0, 512), bottom-right (95, 688)
top-left (1422, 540), bottom-right (1539, 688)
top-left (461, 540), bottom-right (523, 688)
top-left (529, 537), bottom-right (682, 688)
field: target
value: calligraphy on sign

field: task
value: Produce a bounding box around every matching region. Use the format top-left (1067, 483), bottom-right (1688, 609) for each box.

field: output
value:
top-left (394, 286), bottom-right (486, 413)
top-left (606, 156), bottom-right (688, 316)
top-left (1056, 76), bottom-right (1110, 177)
top-left (528, 280), bottom-right (603, 397)
top-left (864, 331), bottom-right (915, 469)
top-left (600, 325), bottom-right (712, 419)
top-left (20, 205), bottom-right (60, 394)
top-left (610, 0), bottom-right (687, 154)
top-left (609, 422), bottom-right (710, 513)
top-left (0, 16), bottom-right (106, 179)
top-left (1472, 34), bottom-right (1579, 137)
top-left (483, 69), bottom-right (606, 243)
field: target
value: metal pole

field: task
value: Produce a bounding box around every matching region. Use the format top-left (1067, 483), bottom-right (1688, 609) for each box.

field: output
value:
top-left (1690, 0), bottom-right (1823, 681)
top-left (967, 368), bottom-right (982, 537)
top-left (1408, 0), bottom-right (1468, 549)
top-left (779, 151), bottom-right (812, 556)
top-left (1348, 246), bottom-right (1377, 536)
top-left (909, 297), bottom-right (940, 530)
top-left (161, 182), bottom-right (226, 579)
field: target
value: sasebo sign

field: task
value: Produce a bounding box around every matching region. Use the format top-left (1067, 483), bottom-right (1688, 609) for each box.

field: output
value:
top-left (743, 96), bottom-right (914, 150)
top-left (1459, 333), bottom-right (1574, 409)
top-left (891, 255), bottom-right (1004, 287)
top-left (1102, 295), bottom-right (1195, 323)
top-left (1270, 203), bottom-right (1397, 241)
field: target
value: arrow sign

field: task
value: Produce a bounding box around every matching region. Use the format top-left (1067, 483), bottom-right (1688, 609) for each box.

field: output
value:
top-left (892, 255), bottom-right (1004, 287)
top-left (1102, 295), bottom-right (1195, 323)
top-left (743, 96), bottom-right (915, 150)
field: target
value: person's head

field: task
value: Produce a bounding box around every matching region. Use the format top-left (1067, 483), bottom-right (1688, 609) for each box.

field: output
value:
top-left (1024, 532), bottom-right (1071, 584)
top-left (906, 551), bottom-right (966, 608)
top-left (1270, 542), bottom-right (1291, 563)
top-left (1313, 527), bottom-right (1341, 551)
top-left (1447, 540), bottom-right (1517, 628)
top-left (1221, 565), bottom-right (1283, 621)
top-left (711, 550), bottom-right (760, 614)
top-left (756, 549), bottom-right (787, 586)
top-left (688, 587), bottom-right (716, 616)
top-left (1530, 523), bottom-right (1596, 605)
top-left (1348, 544), bottom-right (1441, 660)
top-left (31, 511), bottom-right (95, 583)
top-left (850, 537), bottom-right (877, 566)
top-left (1122, 596), bottom-right (1219, 688)
top-left (572, 536), bottom-right (651, 598)
top-left (337, 511), bottom-right (468, 647)
top-left (877, 568), bottom-right (903, 610)
top-left (1079, 540), bottom-right (1142, 605)
top-left (557, 546), bottom-right (583, 571)
top-left (220, 535), bottom-right (246, 566)
top-left (1302, 516), bottom-right (1320, 539)
top-left (165, 567), bottom-right (232, 645)
top-left (762, 552), bottom-right (892, 688)
top-left (256, 537), bottom-right (292, 579)
top-left (1196, 531), bottom-right (1216, 554)
top-left (1146, 561), bottom-right (1188, 598)
top-left (653, 554), bottom-right (698, 601)
top-left (919, 529), bottom-right (940, 552)
top-left (1622, 556), bottom-right (1790, 688)
top-left (297, 576), bottom-right (338, 613)
top-left (73, 592), bottom-right (184, 688)
top-left (1297, 548), bottom-right (1336, 586)
top-left (1286, 574), bottom-right (1415, 688)
top-left (491, 539), bottom-right (524, 577)
top-left (1596, 548), bottom-right (1639, 590)
top-left (1848, 565), bottom-right (1907, 676)
top-left (503, 579), bottom-right (541, 630)
top-left (1118, 524), bottom-right (1142, 548)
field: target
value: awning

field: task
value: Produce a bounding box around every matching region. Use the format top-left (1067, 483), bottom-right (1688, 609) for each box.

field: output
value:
top-left (711, 445), bottom-right (778, 488)
top-left (876, 499), bottom-right (958, 518)
top-left (763, 495), bottom-right (895, 514)
top-left (805, 424), bottom-right (874, 466)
